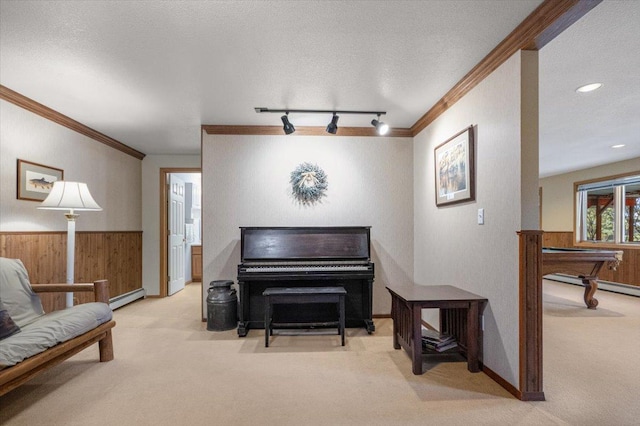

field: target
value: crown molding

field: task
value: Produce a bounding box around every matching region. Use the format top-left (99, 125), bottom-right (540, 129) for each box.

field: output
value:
top-left (0, 85), bottom-right (145, 160)
top-left (410, 0), bottom-right (602, 136)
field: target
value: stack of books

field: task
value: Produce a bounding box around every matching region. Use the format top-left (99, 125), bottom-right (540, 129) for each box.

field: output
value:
top-left (421, 327), bottom-right (458, 352)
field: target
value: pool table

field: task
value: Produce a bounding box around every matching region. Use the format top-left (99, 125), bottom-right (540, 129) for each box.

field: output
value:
top-left (542, 247), bottom-right (623, 309)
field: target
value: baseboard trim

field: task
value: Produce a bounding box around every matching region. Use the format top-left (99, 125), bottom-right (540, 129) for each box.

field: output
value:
top-left (545, 274), bottom-right (640, 297)
top-left (520, 391), bottom-right (546, 401)
top-left (421, 320), bottom-right (537, 401)
top-left (481, 364), bottom-right (540, 401)
top-left (109, 288), bottom-right (146, 310)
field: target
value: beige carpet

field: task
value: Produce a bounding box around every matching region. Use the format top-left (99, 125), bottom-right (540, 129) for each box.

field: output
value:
top-left (1, 280), bottom-right (639, 426)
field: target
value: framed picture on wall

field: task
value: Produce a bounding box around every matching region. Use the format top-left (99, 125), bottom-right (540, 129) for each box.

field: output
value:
top-left (17, 159), bottom-right (64, 201)
top-left (434, 125), bottom-right (475, 206)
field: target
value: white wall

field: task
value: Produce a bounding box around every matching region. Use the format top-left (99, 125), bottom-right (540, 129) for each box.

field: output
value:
top-left (540, 157), bottom-right (640, 231)
top-left (201, 134), bottom-right (414, 318)
top-left (141, 155), bottom-right (201, 296)
top-left (0, 100), bottom-right (141, 232)
top-left (413, 51), bottom-right (539, 388)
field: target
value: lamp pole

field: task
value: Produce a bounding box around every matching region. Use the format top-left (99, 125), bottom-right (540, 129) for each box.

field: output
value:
top-left (65, 211), bottom-right (79, 308)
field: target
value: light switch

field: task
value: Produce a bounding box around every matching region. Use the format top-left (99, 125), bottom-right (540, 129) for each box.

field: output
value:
top-left (478, 208), bottom-right (484, 225)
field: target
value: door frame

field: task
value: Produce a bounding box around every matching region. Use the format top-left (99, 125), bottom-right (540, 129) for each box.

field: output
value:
top-left (159, 167), bottom-right (201, 297)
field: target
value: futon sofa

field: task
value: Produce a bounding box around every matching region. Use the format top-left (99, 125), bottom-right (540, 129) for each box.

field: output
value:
top-left (0, 257), bottom-right (115, 396)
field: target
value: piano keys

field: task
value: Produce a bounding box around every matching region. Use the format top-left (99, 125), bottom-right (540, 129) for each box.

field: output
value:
top-left (236, 226), bottom-right (375, 337)
top-left (241, 264), bottom-right (372, 273)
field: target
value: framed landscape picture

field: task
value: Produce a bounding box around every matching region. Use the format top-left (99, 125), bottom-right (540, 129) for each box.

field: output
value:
top-left (434, 125), bottom-right (475, 206)
top-left (17, 159), bottom-right (64, 201)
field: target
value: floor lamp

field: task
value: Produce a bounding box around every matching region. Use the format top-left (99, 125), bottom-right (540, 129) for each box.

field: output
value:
top-left (38, 181), bottom-right (102, 308)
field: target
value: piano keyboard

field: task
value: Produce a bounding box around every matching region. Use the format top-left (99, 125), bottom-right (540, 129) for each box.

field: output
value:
top-left (243, 264), bottom-right (370, 273)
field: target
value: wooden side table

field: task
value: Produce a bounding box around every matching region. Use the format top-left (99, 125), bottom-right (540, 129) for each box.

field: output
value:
top-left (386, 283), bottom-right (487, 375)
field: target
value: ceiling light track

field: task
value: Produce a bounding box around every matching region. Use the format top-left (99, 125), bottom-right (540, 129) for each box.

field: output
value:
top-left (255, 107), bottom-right (389, 135)
top-left (255, 107), bottom-right (386, 115)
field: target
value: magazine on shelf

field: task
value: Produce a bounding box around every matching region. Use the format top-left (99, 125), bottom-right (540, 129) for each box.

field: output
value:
top-left (423, 340), bottom-right (458, 352)
top-left (421, 327), bottom-right (458, 352)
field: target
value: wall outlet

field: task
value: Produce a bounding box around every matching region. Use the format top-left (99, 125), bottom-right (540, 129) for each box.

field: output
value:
top-left (478, 208), bottom-right (485, 225)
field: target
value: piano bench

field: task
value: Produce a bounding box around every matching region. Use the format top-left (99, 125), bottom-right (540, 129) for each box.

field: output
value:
top-left (263, 286), bottom-right (346, 347)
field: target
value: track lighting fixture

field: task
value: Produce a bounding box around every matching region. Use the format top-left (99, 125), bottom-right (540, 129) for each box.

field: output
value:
top-left (326, 113), bottom-right (339, 134)
top-left (371, 115), bottom-right (389, 136)
top-left (256, 107), bottom-right (389, 135)
top-left (281, 113), bottom-right (295, 135)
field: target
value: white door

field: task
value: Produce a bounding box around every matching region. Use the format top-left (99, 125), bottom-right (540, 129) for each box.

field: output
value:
top-left (168, 174), bottom-right (186, 295)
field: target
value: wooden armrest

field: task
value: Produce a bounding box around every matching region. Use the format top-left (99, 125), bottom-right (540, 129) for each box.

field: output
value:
top-left (32, 284), bottom-right (95, 292)
top-left (31, 280), bottom-right (110, 303)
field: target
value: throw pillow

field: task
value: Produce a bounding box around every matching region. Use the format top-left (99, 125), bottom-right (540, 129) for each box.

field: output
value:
top-left (0, 305), bottom-right (21, 340)
top-left (0, 257), bottom-right (45, 327)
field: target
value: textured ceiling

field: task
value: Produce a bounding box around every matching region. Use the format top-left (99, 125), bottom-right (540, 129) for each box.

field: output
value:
top-left (538, 0), bottom-right (640, 177)
top-left (1, 0), bottom-right (638, 177)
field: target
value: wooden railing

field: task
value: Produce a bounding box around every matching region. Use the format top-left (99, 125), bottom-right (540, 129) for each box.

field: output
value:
top-left (542, 231), bottom-right (639, 287)
top-left (0, 231), bottom-right (142, 312)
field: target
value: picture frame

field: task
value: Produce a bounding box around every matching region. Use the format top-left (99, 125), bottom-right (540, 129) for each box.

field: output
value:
top-left (17, 159), bottom-right (64, 202)
top-left (434, 125), bottom-right (475, 206)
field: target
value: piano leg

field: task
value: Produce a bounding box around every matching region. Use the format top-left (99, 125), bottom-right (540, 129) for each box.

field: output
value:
top-left (365, 278), bottom-right (375, 334)
top-left (264, 294), bottom-right (271, 347)
top-left (237, 322), bottom-right (248, 337)
top-left (238, 280), bottom-right (249, 337)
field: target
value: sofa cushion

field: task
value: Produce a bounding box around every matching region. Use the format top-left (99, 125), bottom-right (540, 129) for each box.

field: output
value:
top-left (0, 303), bottom-right (21, 340)
top-left (0, 258), bottom-right (45, 327)
top-left (0, 302), bottom-right (113, 368)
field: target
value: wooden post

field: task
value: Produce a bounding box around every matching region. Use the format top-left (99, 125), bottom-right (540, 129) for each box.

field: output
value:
top-left (517, 230), bottom-right (545, 401)
top-left (93, 279), bottom-right (110, 304)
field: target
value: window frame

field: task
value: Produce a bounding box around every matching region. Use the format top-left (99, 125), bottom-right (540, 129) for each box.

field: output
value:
top-left (574, 171), bottom-right (640, 248)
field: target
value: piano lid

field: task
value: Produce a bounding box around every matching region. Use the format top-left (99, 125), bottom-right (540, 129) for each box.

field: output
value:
top-left (240, 226), bottom-right (371, 262)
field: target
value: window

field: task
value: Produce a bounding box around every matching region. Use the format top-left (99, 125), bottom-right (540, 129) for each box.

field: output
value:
top-left (576, 173), bottom-right (640, 244)
top-left (624, 183), bottom-right (640, 243)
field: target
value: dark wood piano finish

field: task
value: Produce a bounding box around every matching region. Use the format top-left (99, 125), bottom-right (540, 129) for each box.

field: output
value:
top-left (236, 226), bottom-right (375, 337)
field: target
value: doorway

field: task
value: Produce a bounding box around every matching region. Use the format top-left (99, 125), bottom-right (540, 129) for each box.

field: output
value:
top-left (159, 168), bottom-right (202, 298)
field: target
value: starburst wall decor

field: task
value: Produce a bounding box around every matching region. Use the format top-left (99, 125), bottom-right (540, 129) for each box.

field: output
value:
top-left (290, 162), bottom-right (328, 205)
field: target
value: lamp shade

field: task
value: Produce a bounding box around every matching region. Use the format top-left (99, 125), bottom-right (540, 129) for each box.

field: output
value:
top-left (38, 181), bottom-right (102, 211)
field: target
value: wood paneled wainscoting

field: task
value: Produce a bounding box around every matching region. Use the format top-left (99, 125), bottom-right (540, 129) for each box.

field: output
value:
top-left (543, 231), bottom-right (639, 288)
top-left (0, 231), bottom-right (142, 312)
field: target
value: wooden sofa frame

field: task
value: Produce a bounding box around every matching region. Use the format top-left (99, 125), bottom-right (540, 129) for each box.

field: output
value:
top-left (0, 280), bottom-right (115, 396)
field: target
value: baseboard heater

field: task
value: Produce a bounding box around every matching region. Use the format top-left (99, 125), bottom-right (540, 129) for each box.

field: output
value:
top-left (109, 288), bottom-right (146, 310)
top-left (545, 274), bottom-right (640, 298)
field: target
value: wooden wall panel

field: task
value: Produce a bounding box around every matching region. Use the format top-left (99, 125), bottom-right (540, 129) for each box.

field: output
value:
top-left (0, 233), bottom-right (66, 282)
top-left (0, 231), bottom-right (142, 311)
top-left (75, 233), bottom-right (107, 282)
top-left (542, 231), bottom-right (574, 248)
top-left (598, 248), bottom-right (640, 286)
top-left (74, 233), bottom-right (107, 306)
top-left (105, 232), bottom-right (142, 298)
top-left (542, 231), bottom-right (640, 287)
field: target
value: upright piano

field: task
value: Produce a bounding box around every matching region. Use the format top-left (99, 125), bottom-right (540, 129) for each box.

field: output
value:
top-left (236, 226), bottom-right (375, 337)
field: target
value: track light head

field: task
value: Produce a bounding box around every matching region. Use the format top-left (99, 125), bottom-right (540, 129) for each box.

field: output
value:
top-left (259, 108), bottom-right (388, 133)
top-left (281, 113), bottom-right (295, 135)
top-left (372, 116), bottom-right (389, 135)
top-left (326, 113), bottom-right (339, 134)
